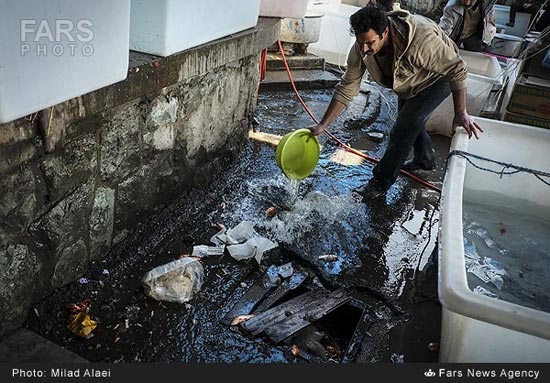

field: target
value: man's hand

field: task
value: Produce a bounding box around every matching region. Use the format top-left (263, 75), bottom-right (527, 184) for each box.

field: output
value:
top-left (453, 112), bottom-right (483, 139)
top-left (308, 124), bottom-right (326, 136)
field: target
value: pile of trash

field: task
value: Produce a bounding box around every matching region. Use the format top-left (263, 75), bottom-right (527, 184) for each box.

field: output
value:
top-left (141, 221), bottom-right (278, 304)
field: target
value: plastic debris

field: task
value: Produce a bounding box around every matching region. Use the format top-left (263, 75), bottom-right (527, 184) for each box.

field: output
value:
top-left (473, 286), bottom-right (499, 299)
top-left (210, 221), bottom-right (278, 264)
top-left (67, 312), bottom-right (97, 339)
top-left (212, 221), bottom-right (251, 242)
top-left (66, 299), bottom-right (96, 338)
top-left (191, 245), bottom-right (225, 258)
top-left (228, 237), bottom-right (277, 264)
top-left (367, 132), bottom-right (384, 142)
top-left (318, 254), bottom-right (338, 262)
top-left (265, 265), bottom-right (281, 287)
top-left (428, 342), bottom-right (440, 352)
top-left (230, 314), bottom-right (254, 326)
top-left (278, 263), bottom-right (294, 278)
top-left (291, 344), bottom-right (301, 357)
top-left (78, 277), bottom-right (89, 284)
top-left (102, 269), bottom-right (110, 275)
top-left (141, 258), bottom-right (204, 303)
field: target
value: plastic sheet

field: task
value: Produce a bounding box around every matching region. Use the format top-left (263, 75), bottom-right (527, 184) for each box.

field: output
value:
top-left (141, 258), bottom-right (204, 303)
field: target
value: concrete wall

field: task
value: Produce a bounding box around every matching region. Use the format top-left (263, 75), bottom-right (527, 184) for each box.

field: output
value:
top-left (342, 0), bottom-right (447, 19)
top-left (0, 19), bottom-right (279, 338)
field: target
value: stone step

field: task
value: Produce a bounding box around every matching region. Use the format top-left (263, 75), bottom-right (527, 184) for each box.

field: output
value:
top-left (0, 328), bottom-right (88, 363)
top-left (266, 52), bottom-right (325, 72)
top-left (260, 69), bottom-right (340, 91)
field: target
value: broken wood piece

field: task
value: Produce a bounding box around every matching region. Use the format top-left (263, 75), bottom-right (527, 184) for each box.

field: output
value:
top-left (253, 270), bottom-right (308, 314)
top-left (221, 272), bottom-right (276, 326)
top-left (241, 288), bottom-right (328, 336)
top-left (263, 288), bottom-right (350, 343)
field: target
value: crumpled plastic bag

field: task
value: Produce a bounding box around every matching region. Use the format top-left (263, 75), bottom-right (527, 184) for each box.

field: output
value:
top-left (141, 258), bottom-right (204, 303)
top-left (67, 312), bottom-right (97, 339)
top-left (210, 221), bottom-right (277, 264)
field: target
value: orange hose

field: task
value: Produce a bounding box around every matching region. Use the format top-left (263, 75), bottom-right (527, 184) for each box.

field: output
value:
top-left (276, 39), bottom-right (441, 193)
top-left (259, 48), bottom-right (268, 82)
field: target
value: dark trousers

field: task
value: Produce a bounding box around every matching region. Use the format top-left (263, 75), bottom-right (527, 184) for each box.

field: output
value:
top-left (459, 34), bottom-right (482, 52)
top-left (372, 79), bottom-right (451, 189)
top-left (509, 1), bottom-right (541, 23)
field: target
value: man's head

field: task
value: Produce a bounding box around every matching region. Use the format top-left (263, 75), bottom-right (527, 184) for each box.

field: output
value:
top-left (350, 6), bottom-right (390, 56)
top-left (460, 0), bottom-right (475, 7)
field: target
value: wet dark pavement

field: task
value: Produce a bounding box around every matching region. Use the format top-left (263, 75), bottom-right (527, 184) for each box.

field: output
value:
top-left (21, 82), bottom-right (451, 363)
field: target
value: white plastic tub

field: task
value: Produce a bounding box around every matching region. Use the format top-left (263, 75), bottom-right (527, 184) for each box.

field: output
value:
top-left (439, 117), bottom-right (550, 362)
top-left (426, 51), bottom-right (503, 137)
top-left (279, 14), bottom-right (323, 44)
top-left (130, 0), bottom-right (261, 57)
top-left (306, 3), bottom-right (360, 66)
top-left (0, 0), bottom-right (130, 124)
top-left (259, 0), bottom-right (309, 19)
top-left (484, 33), bottom-right (525, 58)
top-left (458, 50), bottom-right (503, 83)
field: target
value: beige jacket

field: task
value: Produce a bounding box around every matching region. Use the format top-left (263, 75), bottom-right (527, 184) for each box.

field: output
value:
top-left (333, 10), bottom-right (467, 105)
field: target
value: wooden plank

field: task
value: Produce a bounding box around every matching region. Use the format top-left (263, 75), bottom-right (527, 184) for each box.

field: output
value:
top-left (253, 270), bottom-right (308, 314)
top-left (264, 288), bottom-right (350, 343)
top-left (241, 288), bottom-right (329, 335)
top-left (221, 273), bottom-right (274, 326)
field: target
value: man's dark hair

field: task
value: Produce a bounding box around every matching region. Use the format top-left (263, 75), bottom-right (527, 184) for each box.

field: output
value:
top-left (349, 5), bottom-right (389, 37)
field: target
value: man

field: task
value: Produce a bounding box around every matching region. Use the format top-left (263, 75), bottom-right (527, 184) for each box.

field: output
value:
top-left (439, 0), bottom-right (497, 52)
top-left (507, 0), bottom-right (544, 27)
top-left (309, 6), bottom-right (482, 200)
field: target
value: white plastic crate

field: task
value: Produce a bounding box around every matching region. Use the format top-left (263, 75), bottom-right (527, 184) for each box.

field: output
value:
top-left (0, 0), bottom-right (130, 124)
top-left (130, 0), bottom-right (261, 57)
top-left (426, 51), bottom-right (503, 137)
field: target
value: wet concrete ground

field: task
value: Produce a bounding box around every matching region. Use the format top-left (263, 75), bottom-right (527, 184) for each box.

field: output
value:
top-left (22, 82), bottom-right (451, 363)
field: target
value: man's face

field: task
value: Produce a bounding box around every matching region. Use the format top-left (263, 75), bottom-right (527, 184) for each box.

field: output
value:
top-left (356, 28), bottom-right (388, 57)
top-left (460, 0), bottom-right (473, 7)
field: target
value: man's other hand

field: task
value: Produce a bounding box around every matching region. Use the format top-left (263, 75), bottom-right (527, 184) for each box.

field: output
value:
top-left (453, 112), bottom-right (484, 139)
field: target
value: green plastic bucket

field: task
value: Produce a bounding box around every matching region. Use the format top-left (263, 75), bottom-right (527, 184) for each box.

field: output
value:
top-left (276, 129), bottom-right (320, 180)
